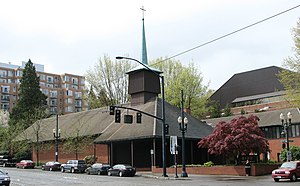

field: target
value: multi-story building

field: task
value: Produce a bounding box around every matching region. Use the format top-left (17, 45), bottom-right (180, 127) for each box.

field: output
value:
top-left (0, 61), bottom-right (87, 115)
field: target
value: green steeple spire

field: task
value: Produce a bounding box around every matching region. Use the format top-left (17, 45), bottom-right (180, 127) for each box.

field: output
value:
top-left (141, 6), bottom-right (148, 65)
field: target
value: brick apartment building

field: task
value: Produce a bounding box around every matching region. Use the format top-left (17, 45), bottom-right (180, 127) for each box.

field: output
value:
top-left (0, 61), bottom-right (87, 115)
top-left (205, 66), bottom-right (300, 162)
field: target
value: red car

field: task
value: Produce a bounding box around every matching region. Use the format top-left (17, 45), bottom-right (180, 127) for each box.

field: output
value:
top-left (16, 160), bottom-right (35, 169)
top-left (272, 161), bottom-right (300, 182)
top-left (42, 161), bottom-right (61, 171)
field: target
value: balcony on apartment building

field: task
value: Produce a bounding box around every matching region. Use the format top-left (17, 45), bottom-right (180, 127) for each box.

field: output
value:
top-left (1, 96), bottom-right (10, 102)
top-left (1, 103), bottom-right (10, 110)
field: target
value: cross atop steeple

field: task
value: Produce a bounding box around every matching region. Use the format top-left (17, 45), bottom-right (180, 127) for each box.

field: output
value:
top-left (140, 6), bottom-right (146, 20)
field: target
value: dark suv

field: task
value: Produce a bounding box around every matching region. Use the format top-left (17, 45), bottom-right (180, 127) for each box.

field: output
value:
top-left (61, 160), bottom-right (87, 173)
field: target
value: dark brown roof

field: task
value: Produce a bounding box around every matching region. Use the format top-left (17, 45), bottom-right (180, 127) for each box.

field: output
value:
top-left (18, 98), bottom-right (213, 143)
top-left (210, 66), bottom-right (285, 108)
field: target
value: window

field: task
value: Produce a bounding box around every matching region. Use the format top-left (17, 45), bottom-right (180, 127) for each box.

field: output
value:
top-left (65, 106), bottom-right (73, 112)
top-left (47, 76), bottom-right (53, 83)
top-left (50, 90), bottom-right (57, 97)
top-left (7, 70), bottom-right (14, 77)
top-left (72, 77), bottom-right (78, 85)
top-left (1, 86), bottom-right (10, 93)
top-left (75, 92), bottom-right (82, 99)
top-left (66, 90), bottom-right (73, 96)
top-left (67, 98), bottom-right (73, 104)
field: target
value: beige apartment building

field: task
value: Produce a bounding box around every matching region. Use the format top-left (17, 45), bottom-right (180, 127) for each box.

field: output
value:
top-left (0, 61), bottom-right (87, 115)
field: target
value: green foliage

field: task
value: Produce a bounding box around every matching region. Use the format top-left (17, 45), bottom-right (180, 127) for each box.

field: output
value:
top-left (203, 161), bottom-right (214, 167)
top-left (9, 59), bottom-right (47, 129)
top-left (84, 155), bottom-right (97, 166)
top-left (279, 18), bottom-right (300, 106)
top-left (241, 109), bottom-right (246, 115)
top-left (151, 58), bottom-right (211, 119)
top-left (223, 104), bottom-right (233, 117)
top-left (280, 146), bottom-right (300, 161)
top-left (209, 100), bottom-right (221, 118)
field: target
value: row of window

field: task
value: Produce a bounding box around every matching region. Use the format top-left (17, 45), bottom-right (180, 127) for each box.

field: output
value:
top-left (232, 96), bottom-right (286, 108)
top-left (49, 106), bottom-right (82, 114)
top-left (1, 85), bottom-right (17, 93)
top-left (261, 124), bottom-right (300, 139)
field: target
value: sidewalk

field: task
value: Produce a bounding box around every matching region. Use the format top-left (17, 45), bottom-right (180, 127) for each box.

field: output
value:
top-left (136, 171), bottom-right (262, 181)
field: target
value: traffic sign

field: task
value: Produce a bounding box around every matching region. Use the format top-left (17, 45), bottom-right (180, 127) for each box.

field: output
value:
top-left (170, 136), bottom-right (177, 155)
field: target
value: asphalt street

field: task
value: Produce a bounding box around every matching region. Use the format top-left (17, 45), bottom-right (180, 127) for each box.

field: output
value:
top-left (1, 167), bottom-right (299, 186)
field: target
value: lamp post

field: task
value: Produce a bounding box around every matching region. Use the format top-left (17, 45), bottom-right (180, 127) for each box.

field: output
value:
top-left (53, 114), bottom-right (61, 162)
top-left (177, 90), bottom-right (188, 177)
top-left (280, 112), bottom-right (292, 161)
top-left (116, 56), bottom-right (168, 177)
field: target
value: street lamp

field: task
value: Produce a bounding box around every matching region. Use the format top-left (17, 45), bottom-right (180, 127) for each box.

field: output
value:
top-left (177, 90), bottom-right (188, 177)
top-left (280, 112), bottom-right (292, 161)
top-left (116, 56), bottom-right (168, 177)
top-left (53, 114), bottom-right (61, 162)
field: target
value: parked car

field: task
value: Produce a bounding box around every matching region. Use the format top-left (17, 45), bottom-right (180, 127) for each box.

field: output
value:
top-left (41, 161), bottom-right (61, 171)
top-left (0, 155), bottom-right (16, 167)
top-left (16, 160), bottom-right (34, 169)
top-left (0, 169), bottom-right (10, 186)
top-left (61, 160), bottom-right (87, 173)
top-left (86, 163), bottom-right (110, 175)
top-left (107, 164), bottom-right (136, 177)
top-left (272, 161), bottom-right (300, 182)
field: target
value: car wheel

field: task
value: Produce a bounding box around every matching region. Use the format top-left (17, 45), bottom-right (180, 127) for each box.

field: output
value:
top-left (86, 170), bottom-right (90, 175)
top-left (119, 171), bottom-right (123, 177)
top-left (61, 167), bottom-right (65, 173)
top-left (290, 173), bottom-right (297, 182)
top-left (50, 167), bottom-right (53, 171)
top-left (22, 166), bottom-right (25, 169)
top-left (108, 171), bottom-right (112, 176)
top-left (71, 167), bottom-right (75, 173)
top-left (274, 178), bottom-right (279, 182)
top-left (97, 170), bottom-right (101, 175)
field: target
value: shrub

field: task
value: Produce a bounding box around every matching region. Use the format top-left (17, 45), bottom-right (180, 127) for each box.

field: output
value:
top-left (84, 155), bottom-right (97, 166)
top-left (203, 161), bottom-right (214, 167)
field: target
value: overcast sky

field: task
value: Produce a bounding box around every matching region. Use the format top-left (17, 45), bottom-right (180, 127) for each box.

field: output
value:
top-left (0, 0), bottom-right (299, 90)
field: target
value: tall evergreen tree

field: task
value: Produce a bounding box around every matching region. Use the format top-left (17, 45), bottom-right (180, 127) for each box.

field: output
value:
top-left (9, 59), bottom-right (47, 129)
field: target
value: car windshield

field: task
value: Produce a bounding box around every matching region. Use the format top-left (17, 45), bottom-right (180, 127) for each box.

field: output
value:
top-left (280, 162), bottom-right (296, 169)
top-left (92, 164), bottom-right (101, 168)
top-left (0, 170), bottom-right (5, 175)
top-left (78, 160), bottom-right (85, 164)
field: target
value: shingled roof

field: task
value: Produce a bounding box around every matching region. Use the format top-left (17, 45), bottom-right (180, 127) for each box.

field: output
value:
top-left (18, 98), bottom-right (213, 143)
top-left (204, 108), bottom-right (300, 128)
top-left (210, 66), bottom-right (285, 109)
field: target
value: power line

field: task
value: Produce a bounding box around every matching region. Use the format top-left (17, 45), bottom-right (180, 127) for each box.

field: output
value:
top-left (151, 4), bottom-right (300, 66)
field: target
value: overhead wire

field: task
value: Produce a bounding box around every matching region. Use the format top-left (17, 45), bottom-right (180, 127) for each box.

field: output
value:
top-left (151, 4), bottom-right (300, 66)
top-left (90, 4), bottom-right (300, 86)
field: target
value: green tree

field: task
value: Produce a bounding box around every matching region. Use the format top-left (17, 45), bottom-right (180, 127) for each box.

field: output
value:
top-left (223, 104), bottom-right (233, 117)
top-left (85, 55), bottom-right (136, 107)
top-left (279, 18), bottom-right (300, 106)
top-left (7, 59), bottom-right (47, 160)
top-left (280, 146), bottom-right (300, 161)
top-left (151, 58), bottom-right (211, 119)
top-left (9, 59), bottom-right (47, 129)
top-left (209, 100), bottom-right (221, 118)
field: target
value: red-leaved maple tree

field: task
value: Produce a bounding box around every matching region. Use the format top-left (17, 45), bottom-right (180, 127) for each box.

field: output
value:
top-left (198, 115), bottom-right (269, 164)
